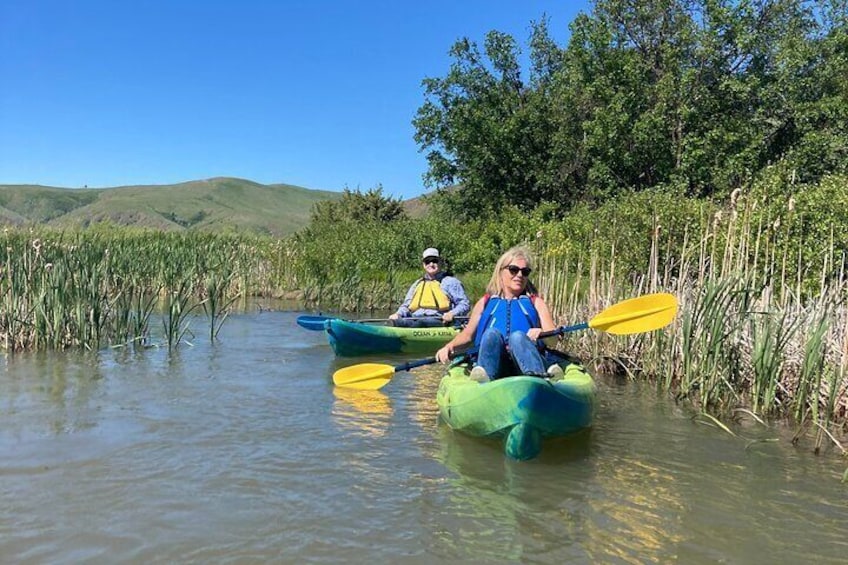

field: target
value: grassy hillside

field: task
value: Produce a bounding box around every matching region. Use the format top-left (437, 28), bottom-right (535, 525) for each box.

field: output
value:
top-left (400, 194), bottom-right (430, 218)
top-left (0, 178), bottom-right (342, 236)
top-left (400, 184), bottom-right (462, 218)
top-left (0, 184), bottom-right (101, 222)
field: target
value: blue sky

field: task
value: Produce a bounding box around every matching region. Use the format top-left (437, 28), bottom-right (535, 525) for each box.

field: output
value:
top-left (1, 1), bottom-right (590, 200)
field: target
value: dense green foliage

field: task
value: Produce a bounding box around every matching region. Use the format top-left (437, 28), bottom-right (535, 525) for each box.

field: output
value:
top-left (289, 169), bottom-right (846, 303)
top-left (414, 0), bottom-right (848, 218)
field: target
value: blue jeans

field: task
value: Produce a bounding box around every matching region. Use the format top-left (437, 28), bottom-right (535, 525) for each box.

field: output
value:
top-left (476, 328), bottom-right (547, 379)
top-left (390, 316), bottom-right (446, 328)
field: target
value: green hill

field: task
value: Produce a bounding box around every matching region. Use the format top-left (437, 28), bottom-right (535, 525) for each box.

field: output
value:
top-left (0, 177), bottom-right (342, 236)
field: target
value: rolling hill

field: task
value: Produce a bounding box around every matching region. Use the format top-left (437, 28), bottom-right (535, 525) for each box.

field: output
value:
top-left (0, 178), bottom-right (343, 236)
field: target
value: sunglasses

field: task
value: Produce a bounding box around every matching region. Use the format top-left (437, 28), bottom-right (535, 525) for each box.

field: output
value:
top-left (503, 265), bottom-right (532, 277)
top-left (423, 257), bottom-right (440, 265)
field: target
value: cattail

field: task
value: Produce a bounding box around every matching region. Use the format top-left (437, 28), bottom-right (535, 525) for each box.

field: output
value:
top-left (730, 187), bottom-right (742, 209)
top-left (712, 211), bottom-right (723, 230)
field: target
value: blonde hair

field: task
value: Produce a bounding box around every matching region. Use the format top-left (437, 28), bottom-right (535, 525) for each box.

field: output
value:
top-left (485, 245), bottom-right (537, 296)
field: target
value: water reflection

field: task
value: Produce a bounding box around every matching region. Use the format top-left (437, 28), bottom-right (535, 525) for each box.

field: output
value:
top-left (406, 362), bottom-right (443, 429)
top-left (584, 455), bottom-right (687, 562)
top-left (2, 350), bottom-right (106, 439)
top-left (421, 421), bottom-right (602, 561)
top-left (331, 388), bottom-right (393, 437)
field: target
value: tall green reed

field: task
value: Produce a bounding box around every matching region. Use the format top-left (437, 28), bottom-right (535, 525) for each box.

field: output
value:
top-left (535, 182), bottom-right (847, 445)
top-left (162, 279), bottom-right (200, 351)
top-left (0, 228), bottom-right (273, 352)
top-left (202, 269), bottom-right (240, 341)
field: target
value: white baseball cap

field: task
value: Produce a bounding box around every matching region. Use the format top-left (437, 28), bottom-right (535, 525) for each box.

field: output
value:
top-left (422, 248), bottom-right (440, 260)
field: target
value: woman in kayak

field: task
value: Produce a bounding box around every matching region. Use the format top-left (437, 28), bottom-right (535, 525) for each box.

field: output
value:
top-left (388, 247), bottom-right (470, 328)
top-left (435, 246), bottom-right (561, 381)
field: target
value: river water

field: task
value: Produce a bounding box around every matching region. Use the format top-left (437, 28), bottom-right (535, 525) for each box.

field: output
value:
top-left (1, 310), bottom-right (845, 563)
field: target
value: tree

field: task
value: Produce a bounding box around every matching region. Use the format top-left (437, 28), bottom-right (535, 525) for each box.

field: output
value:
top-left (309, 185), bottom-right (406, 225)
top-left (414, 0), bottom-right (848, 213)
top-left (551, 0), bottom-right (847, 196)
top-left (413, 21), bottom-right (564, 218)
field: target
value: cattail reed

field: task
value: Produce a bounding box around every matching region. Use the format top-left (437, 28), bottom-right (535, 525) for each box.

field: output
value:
top-left (0, 228), bottom-right (271, 351)
top-left (535, 178), bottom-right (847, 447)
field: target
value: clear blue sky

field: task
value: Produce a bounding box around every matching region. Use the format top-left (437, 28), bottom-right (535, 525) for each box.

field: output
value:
top-left (1, 1), bottom-right (590, 200)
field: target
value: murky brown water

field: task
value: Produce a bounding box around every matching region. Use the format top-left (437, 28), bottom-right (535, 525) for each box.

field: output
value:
top-left (1, 310), bottom-right (846, 563)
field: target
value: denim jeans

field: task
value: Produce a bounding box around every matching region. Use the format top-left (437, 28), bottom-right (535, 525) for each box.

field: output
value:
top-left (476, 328), bottom-right (547, 379)
top-left (390, 316), bottom-right (445, 328)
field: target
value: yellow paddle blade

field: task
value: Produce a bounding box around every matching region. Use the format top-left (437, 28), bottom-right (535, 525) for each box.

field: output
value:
top-left (332, 363), bottom-right (396, 390)
top-left (588, 293), bottom-right (678, 335)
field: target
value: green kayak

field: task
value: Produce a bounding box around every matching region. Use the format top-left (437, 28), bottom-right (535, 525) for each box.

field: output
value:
top-left (436, 360), bottom-right (596, 460)
top-left (325, 318), bottom-right (459, 357)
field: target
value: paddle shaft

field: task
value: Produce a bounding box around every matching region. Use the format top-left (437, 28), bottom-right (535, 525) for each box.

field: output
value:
top-left (394, 356), bottom-right (443, 372)
top-left (297, 313), bottom-right (469, 332)
top-left (301, 314), bottom-right (468, 324)
top-left (539, 322), bottom-right (588, 338)
top-left (359, 316), bottom-right (469, 324)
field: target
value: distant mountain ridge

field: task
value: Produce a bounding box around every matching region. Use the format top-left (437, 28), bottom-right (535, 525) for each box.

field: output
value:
top-left (0, 177), bottom-right (344, 236)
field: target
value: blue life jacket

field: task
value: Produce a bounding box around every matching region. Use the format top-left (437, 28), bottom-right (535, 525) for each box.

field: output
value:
top-left (474, 295), bottom-right (540, 346)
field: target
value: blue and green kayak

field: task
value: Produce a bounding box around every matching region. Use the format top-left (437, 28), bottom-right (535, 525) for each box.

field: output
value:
top-left (436, 360), bottom-right (596, 460)
top-left (325, 318), bottom-right (460, 357)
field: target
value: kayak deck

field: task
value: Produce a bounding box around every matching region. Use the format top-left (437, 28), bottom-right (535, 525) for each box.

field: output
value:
top-left (436, 361), bottom-right (595, 460)
top-left (326, 318), bottom-right (459, 357)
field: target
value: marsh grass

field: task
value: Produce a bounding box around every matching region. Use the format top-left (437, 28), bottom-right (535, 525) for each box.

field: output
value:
top-left (534, 187), bottom-right (847, 451)
top-left (0, 229), bottom-right (258, 351)
top-left (110, 284), bottom-right (158, 349)
top-left (0, 227), bottom-right (414, 348)
top-left (162, 279), bottom-right (199, 350)
top-left (202, 270), bottom-right (240, 341)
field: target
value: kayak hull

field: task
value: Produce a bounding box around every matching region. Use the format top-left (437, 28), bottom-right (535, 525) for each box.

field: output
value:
top-left (436, 361), bottom-right (595, 460)
top-left (326, 318), bottom-right (459, 357)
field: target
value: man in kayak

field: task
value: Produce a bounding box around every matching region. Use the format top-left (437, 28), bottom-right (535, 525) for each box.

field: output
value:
top-left (388, 247), bottom-right (470, 328)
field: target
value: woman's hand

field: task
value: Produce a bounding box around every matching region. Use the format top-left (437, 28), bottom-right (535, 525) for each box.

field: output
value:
top-left (436, 344), bottom-right (454, 364)
top-left (389, 313), bottom-right (399, 320)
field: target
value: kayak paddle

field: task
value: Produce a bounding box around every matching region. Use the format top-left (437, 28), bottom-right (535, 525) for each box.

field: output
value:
top-left (538, 292), bottom-right (678, 338)
top-left (296, 315), bottom-right (332, 331)
top-left (332, 357), bottom-right (451, 390)
top-left (332, 292), bottom-right (679, 390)
top-left (296, 314), bottom-right (469, 331)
